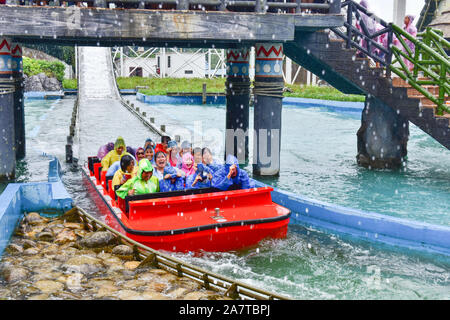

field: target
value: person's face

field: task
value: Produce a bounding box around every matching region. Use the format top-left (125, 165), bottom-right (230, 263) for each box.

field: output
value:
top-left (194, 152), bottom-right (202, 164)
top-left (230, 165), bottom-right (237, 178)
top-left (182, 148), bottom-right (191, 155)
top-left (184, 157), bottom-right (193, 168)
top-left (156, 153), bottom-right (167, 168)
top-left (116, 146), bottom-right (124, 155)
top-left (126, 162), bottom-right (134, 173)
top-left (145, 148), bottom-right (154, 161)
top-left (136, 150), bottom-right (145, 161)
top-left (170, 146), bottom-right (178, 156)
top-left (202, 151), bottom-right (212, 164)
top-left (141, 170), bottom-right (152, 181)
top-left (404, 16), bottom-right (410, 26)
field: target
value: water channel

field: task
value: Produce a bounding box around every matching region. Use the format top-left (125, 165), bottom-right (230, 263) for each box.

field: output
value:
top-left (1, 95), bottom-right (448, 299)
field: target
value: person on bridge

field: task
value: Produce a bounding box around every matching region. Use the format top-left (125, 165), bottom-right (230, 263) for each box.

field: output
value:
top-left (356, 0), bottom-right (378, 57)
top-left (212, 155), bottom-right (254, 191)
top-left (116, 159), bottom-right (159, 199)
top-left (111, 154), bottom-right (138, 190)
top-left (101, 137), bottom-right (132, 172)
top-left (403, 14), bottom-right (417, 71)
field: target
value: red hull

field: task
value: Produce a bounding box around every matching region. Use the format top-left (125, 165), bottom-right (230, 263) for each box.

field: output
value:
top-left (82, 162), bottom-right (290, 253)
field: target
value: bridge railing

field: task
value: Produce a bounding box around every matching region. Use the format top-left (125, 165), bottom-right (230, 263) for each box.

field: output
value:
top-left (4, 0), bottom-right (342, 14)
top-left (330, 0), bottom-right (449, 115)
top-left (390, 25), bottom-right (450, 115)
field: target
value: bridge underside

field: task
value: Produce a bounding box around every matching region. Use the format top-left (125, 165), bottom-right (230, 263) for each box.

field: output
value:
top-left (0, 5), bottom-right (343, 48)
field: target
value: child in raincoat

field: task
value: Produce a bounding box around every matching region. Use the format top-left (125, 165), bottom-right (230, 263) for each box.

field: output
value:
top-left (101, 136), bottom-right (131, 172)
top-left (181, 153), bottom-right (196, 176)
top-left (212, 155), bottom-right (254, 191)
top-left (111, 155), bottom-right (138, 190)
top-left (116, 159), bottom-right (159, 199)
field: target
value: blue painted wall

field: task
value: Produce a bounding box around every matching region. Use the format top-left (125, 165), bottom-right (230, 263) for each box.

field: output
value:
top-left (0, 157), bottom-right (72, 256)
top-left (252, 179), bottom-right (450, 257)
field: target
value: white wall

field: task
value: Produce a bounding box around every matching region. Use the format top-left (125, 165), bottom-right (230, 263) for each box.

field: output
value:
top-left (161, 52), bottom-right (206, 78)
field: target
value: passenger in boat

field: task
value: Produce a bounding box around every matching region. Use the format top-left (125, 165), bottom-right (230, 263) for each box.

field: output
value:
top-left (181, 153), bottom-right (196, 177)
top-left (202, 147), bottom-right (222, 174)
top-left (180, 140), bottom-right (192, 156)
top-left (153, 151), bottom-right (184, 191)
top-left (111, 154), bottom-right (138, 190)
top-left (154, 135), bottom-right (171, 154)
top-left (212, 154), bottom-right (254, 191)
top-left (167, 140), bottom-right (182, 168)
top-left (193, 147), bottom-right (203, 164)
top-left (144, 144), bottom-right (155, 164)
top-left (101, 136), bottom-right (132, 172)
top-left (144, 138), bottom-right (156, 151)
top-left (135, 147), bottom-right (145, 163)
top-left (116, 159), bottom-right (159, 199)
top-left (97, 142), bottom-right (114, 160)
top-left (186, 163), bottom-right (212, 189)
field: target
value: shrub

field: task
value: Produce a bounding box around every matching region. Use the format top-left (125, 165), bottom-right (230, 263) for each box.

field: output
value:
top-left (23, 57), bottom-right (65, 82)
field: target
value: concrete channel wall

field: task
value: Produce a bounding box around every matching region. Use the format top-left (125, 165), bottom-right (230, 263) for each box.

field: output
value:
top-left (252, 180), bottom-right (450, 257)
top-left (0, 158), bottom-right (72, 256)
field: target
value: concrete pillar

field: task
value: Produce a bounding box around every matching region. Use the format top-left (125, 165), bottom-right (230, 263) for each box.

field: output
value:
top-left (11, 42), bottom-right (25, 160)
top-left (225, 48), bottom-right (251, 163)
top-left (393, 0), bottom-right (406, 26)
top-left (253, 43), bottom-right (284, 176)
top-left (356, 96), bottom-right (409, 169)
top-left (0, 37), bottom-right (16, 180)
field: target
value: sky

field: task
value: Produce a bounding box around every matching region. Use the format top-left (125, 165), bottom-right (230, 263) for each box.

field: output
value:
top-left (365, 0), bottom-right (426, 26)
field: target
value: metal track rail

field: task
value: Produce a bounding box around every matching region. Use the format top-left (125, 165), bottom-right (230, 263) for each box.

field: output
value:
top-left (73, 205), bottom-right (291, 300)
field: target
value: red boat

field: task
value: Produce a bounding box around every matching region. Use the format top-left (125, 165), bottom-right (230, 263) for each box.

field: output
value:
top-left (81, 156), bottom-right (291, 252)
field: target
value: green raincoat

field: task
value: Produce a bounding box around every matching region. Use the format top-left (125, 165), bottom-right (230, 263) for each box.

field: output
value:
top-left (116, 159), bottom-right (159, 199)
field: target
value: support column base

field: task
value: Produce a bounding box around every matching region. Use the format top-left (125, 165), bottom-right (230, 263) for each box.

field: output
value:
top-left (356, 96), bottom-right (409, 170)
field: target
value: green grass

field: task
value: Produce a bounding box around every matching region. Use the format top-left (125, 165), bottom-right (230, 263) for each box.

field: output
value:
top-left (63, 76), bottom-right (365, 102)
top-left (62, 79), bottom-right (77, 90)
top-left (117, 77), bottom-right (227, 95)
top-left (284, 84), bottom-right (365, 102)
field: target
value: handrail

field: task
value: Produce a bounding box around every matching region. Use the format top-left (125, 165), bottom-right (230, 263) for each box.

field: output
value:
top-left (73, 206), bottom-right (291, 300)
top-left (390, 24), bottom-right (449, 115)
top-left (331, 0), bottom-right (449, 115)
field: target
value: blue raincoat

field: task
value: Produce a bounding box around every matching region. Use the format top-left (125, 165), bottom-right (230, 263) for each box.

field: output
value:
top-left (212, 155), bottom-right (254, 191)
top-left (158, 165), bottom-right (185, 192)
top-left (185, 164), bottom-right (212, 189)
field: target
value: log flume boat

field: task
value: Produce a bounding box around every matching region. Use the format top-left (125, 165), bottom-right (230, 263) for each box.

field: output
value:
top-left (82, 157), bottom-right (291, 252)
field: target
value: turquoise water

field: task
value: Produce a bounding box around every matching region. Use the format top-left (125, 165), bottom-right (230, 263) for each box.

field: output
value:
top-left (2, 97), bottom-right (449, 300)
top-left (132, 99), bottom-right (450, 227)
